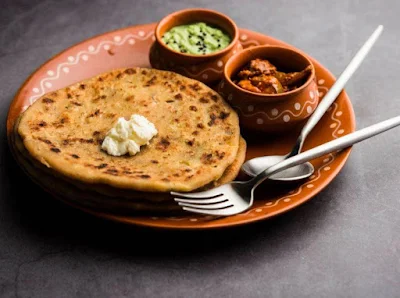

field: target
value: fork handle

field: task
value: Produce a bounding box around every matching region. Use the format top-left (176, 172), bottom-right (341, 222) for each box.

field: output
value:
top-left (287, 25), bottom-right (383, 158)
top-left (250, 115), bottom-right (400, 188)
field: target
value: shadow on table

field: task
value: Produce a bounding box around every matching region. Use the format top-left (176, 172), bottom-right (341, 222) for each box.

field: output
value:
top-left (2, 140), bottom-right (346, 261)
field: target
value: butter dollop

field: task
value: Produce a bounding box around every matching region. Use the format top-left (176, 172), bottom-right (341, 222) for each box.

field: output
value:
top-left (101, 114), bottom-right (158, 156)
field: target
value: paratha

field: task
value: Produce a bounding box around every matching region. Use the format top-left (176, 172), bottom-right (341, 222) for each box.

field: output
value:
top-left (17, 68), bottom-right (241, 192)
top-left (12, 125), bottom-right (246, 213)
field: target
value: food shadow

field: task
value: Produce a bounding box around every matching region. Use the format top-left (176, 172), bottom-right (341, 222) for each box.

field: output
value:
top-left (2, 139), bottom-right (344, 261)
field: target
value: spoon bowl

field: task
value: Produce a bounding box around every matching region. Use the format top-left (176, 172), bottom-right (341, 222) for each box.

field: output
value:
top-left (242, 155), bottom-right (314, 181)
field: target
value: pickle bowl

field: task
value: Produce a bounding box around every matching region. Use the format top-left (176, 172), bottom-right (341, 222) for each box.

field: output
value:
top-left (149, 8), bottom-right (243, 84)
top-left (219, 45), bottom-right (319, 133)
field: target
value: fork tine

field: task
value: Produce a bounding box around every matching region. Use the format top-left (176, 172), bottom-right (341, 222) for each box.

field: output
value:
top-left (182, 206), bottom-right (237, 216)
top-left (174, 196), bottom-right (225, 204)
top-left (177, 200), bottom-right (232, 210)
top-left (171, 189), bottom-right (223, 199)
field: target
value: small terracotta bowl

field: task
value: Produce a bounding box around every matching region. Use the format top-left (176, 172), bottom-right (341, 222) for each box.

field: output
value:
top-left (219, 45), bottom-right (319, 133)
top-left (149, 8), bottom-right (243, 84)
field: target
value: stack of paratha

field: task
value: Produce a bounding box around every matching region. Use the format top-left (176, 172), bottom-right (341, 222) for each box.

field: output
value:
top-left (12, 68), bottom-right (246, 214)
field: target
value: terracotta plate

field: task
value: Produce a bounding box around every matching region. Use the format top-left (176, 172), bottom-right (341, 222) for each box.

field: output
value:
top-left (7, 23), bottom-right (355, 229)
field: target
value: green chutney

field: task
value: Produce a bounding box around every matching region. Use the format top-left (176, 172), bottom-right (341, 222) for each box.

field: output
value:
top-left (162, 22), bottom-right (231, 55)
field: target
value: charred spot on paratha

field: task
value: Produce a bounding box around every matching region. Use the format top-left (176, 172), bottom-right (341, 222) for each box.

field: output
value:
top-left (71, 101), bottom-right (82, 106)
top-left (189, 83), bottom-right (202, 91)
top-left (42, 98), bottom-right (54, 104)
top-left (92, 131), bottom-right (105, 144)
top-left (174, 93), bottom-right (182, 100)
top-left (200, 150), bottom-right (226, 165)
top-left (87, 109), bottom-right (101, 118)
top-left (37, 137), bottom-right (54, 146)
top-left (209, 93), bottom-right (219, 102)
top-left (208, 113), bottom-right (217, 126)
top-left (92, 95), bottom-right (107, 103)
top-left (124, 68), bottom-right (136, 75)
top-left (57, 115), bottom-right (70, 125)
top-left (62, 138), bottom-right (95, 145)
top-left (105, 113), bottom-right (116, 119)
top-left (36, 121), bottom-right (47, 128)
top-left (215, 151), bottom-right (225, 159)
top-left (125, 95), bottom-right (135, 102)
top-left (199, 97), bottom-right (209, 103)
top-left (219, 111), bottom-right (230, 120)
top-left (185, 139), bottom-right (194, 146)
top-left (156, 137), bottom-right (170, 151)
top-left (145, 76), bottom-right (157, 87)
top-left (185, 175), bottom-right (194, 181)
top-left (201, 153), bottom-right (214, 164)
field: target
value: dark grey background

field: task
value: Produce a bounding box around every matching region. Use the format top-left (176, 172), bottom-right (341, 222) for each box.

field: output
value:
top-left (1, 0), bottom-right (399, 297)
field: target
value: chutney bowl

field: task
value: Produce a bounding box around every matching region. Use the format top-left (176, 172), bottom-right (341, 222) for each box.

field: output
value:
top-left (149, 8), bottom-right (243, 84)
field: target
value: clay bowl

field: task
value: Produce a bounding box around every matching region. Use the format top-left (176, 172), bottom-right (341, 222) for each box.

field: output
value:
top-left (149, 8), bottom-right (243, 84)
top-left (219, 45), bottom-right (319, 133)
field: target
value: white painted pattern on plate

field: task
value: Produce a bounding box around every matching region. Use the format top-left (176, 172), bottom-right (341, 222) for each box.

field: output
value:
top-left (28, 31), bottom-right (155, 105)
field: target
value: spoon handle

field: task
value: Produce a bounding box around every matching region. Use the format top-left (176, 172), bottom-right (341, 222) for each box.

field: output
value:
top-left (252, 115), bottom-right (400, 187)
top-left (288, 25), bottom-right (383, 158)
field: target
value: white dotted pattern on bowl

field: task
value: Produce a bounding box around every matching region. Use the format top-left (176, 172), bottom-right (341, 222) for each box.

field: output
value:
top-left (233, 86), bottom-right (319, 122)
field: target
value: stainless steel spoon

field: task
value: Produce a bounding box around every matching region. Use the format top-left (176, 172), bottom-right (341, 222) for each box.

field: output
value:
top-left (242, 25), bottom-right (383, 181)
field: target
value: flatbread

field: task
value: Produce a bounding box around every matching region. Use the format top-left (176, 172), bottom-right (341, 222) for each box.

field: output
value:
top-left (15, 113), bottom-right (246, 199)
top-left (17, 68), bottom-right (240, 192)
top-left (12, 127), bottom-right (246, 213)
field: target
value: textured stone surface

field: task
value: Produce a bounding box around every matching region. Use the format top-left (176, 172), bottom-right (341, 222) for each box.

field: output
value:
top-left (1, 0), bottom-right (400, 297)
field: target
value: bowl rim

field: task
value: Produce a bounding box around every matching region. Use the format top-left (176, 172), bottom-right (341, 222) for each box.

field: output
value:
top-left (155, 8), bottom-right (239, 59)
top-left (223, 45), bottom-right (316, 100)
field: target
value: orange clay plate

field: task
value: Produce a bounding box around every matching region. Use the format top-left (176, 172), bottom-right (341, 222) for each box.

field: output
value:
top-left (7, 23), bottom-right (355, 229)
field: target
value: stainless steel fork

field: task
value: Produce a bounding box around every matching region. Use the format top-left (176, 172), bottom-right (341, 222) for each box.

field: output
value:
top-left (172, 115), bottom-right (400, 216)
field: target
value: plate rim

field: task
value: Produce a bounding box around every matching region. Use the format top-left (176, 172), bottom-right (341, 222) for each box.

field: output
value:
top-left (6, 23), bottom-right (356, 230)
